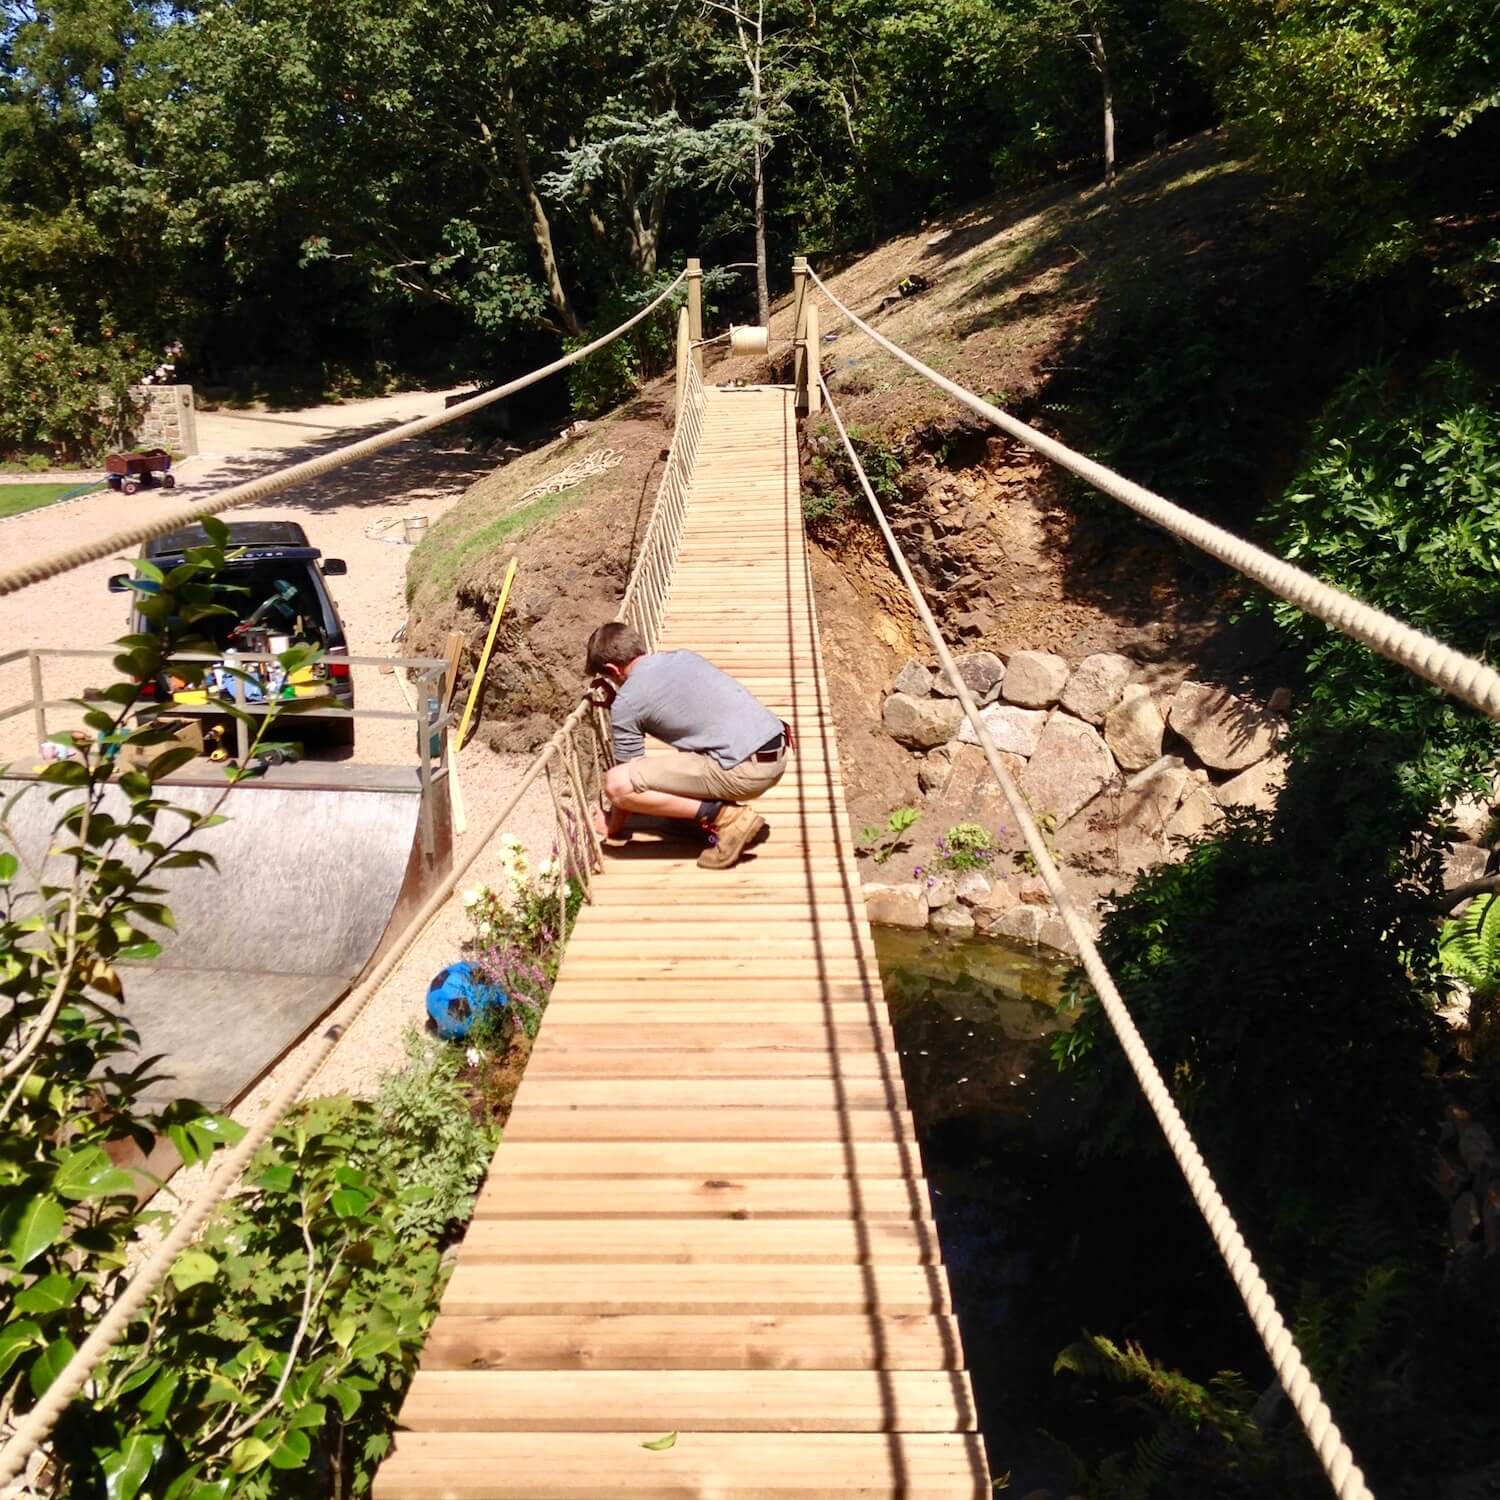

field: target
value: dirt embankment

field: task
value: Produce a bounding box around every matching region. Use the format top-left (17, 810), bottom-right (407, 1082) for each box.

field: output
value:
top-left (405, 388), bottom-right (679, 751)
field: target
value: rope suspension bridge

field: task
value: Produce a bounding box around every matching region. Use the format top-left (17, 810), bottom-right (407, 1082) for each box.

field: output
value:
top-left (3, 251), bottom-right (1497, 1500)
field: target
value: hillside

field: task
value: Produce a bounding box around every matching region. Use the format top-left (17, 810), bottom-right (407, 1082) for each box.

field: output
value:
top-left (408, 133), bottom-right (1309, 825)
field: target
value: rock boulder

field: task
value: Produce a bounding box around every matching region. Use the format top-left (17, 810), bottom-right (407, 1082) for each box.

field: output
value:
top-left (1215, 754), bottom-right (1287, 812)
top-left (926, 743), bottom-right (1027, 848)
top-left (1168, 680), bottom-right (1281, 772)
top-left (955, 703), bottom-right (1047, 755)
top-left (892, 659), bottom-right (933, 697)
top-left (1019, 713), bottom-right (1117, 827)
top-left (864, 882), bottom-right (928, 928)
top-left (930, 904), bottom-right (976, 937)
top-left (932, 650), bottom-right (1006, 705)
top-left (1059, 652), bottom-right (1134, 725)
top-left (1104, 685), bottom-right (1165, 771)
top-left (1002, 650), bottom-right (1071, 708)
top-left (883, 692), bottom-right (964, 749)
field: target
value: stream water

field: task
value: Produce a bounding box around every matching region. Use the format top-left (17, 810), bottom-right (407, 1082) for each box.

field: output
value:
top-left (874, 926), bottom-right (1085, 1493)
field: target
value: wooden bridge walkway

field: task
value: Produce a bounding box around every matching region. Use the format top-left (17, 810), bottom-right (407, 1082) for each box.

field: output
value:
top-left (375, 386), bottom-right (990, 1497)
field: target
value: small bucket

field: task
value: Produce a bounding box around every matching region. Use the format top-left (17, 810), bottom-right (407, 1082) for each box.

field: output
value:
top-left (403, 514), bottom-right (430, 545)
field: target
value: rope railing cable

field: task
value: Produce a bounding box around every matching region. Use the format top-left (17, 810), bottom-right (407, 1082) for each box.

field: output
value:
top-left (0, 271), bottom-right (687, 600)
top-left (817, 369), bottom-right (1375, 1500)
top-left (0, 322), bottom-right (707, 1490)
top-left (806, 266), bottom-right (1500, 726)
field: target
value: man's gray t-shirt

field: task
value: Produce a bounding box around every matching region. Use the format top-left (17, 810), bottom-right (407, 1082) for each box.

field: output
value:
top-left (611, 651), bottom-right (782, 768)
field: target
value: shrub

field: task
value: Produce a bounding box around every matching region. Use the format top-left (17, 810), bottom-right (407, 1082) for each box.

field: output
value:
top-left (0, 300), bottom-right (145, 463)
top-left (935, 822), bottom-right (995, 872)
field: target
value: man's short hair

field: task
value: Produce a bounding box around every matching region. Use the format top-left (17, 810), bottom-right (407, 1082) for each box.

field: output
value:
top-left (585, 621), bottom-right (648, 675)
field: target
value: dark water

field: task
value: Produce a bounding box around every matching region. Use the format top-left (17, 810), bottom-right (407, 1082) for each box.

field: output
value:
top-left (874, 926), bottom-right (1086, 1493)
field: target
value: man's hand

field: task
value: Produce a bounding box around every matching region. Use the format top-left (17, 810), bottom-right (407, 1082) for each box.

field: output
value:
top-left (587, 675), bottom-right (618, 709)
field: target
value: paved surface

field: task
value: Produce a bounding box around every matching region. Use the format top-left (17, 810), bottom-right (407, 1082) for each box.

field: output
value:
top-left (375, 387), bottom-right (989, 1499)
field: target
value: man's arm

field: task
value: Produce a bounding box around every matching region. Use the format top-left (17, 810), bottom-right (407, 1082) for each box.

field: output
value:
top-left (611, 700), bottom-right (645, 764)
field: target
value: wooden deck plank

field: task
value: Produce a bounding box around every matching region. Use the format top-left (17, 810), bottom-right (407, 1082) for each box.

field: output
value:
top-left (418, 1313), bottom-right (964, 1370)
top-left (377, 383), bottom-right (985, 1500)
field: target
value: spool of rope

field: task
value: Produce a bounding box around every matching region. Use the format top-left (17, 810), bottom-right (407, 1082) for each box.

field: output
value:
top-left (729, 324), bottom-right (770, 355)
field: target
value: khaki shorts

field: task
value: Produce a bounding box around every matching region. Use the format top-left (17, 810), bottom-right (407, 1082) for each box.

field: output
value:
top-left (626, 748), bottom-right (787, 803)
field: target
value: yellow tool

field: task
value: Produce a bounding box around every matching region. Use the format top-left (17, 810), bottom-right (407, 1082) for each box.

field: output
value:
top-left (456, 556), bottom-right (517, 751)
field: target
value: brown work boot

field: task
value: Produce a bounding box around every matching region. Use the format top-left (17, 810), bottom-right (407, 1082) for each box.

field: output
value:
top-left (697, 803), bottom-right (766, 870)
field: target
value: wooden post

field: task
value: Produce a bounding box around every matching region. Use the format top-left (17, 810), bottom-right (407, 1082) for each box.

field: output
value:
top-left (791, 255), bottom-right (809, 412)
top-left (791, 256), bottom-right (811, 414)
top-left (805, 301), bottom-right (822, 417)
top-left (685, 258), bottom-right (704, 375)
top-left (675, 307), bottom-right (690, 421)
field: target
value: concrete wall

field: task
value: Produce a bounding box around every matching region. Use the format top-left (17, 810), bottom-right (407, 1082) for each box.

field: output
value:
top-left (130, 384), bottom-right (199, 456)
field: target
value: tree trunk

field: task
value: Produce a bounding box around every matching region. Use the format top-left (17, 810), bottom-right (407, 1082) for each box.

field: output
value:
top-left (753, 139), bottom-right (770, 325)
top-left (507, 114), bottom-right (584, 337)
top-left (1089, 28), bottom-right (1117, 188)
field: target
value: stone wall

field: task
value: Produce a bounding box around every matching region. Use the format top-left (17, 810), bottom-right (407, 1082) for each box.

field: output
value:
top-left (129, 384), bottom-right (198, 456)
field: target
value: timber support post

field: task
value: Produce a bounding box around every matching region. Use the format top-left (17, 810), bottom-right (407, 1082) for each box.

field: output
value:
top-left (804, 300), bottom-right (821, 417)
top-left (792, 255), bottom-right (811, 415)
top-left (675, 307), bottom-right (691, 421)
top-left (686, 257), bottom-right (704, 375)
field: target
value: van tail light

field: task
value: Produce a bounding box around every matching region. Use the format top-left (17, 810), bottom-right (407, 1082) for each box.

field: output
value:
top-left (138, 679), bottom-right (158, 698)
top-left (328, 649), bottom-right (350, 680)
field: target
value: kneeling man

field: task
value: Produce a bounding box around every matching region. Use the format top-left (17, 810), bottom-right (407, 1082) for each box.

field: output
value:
top-left (585, 621), bottom-right (789, 870)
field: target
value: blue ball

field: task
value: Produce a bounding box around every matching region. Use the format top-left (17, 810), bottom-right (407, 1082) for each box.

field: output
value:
top-left (426, 962), bottom-right (507, 1040)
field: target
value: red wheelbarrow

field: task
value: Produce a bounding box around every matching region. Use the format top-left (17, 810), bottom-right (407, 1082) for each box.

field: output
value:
top-left (105, 448), bottom-right (176, 496)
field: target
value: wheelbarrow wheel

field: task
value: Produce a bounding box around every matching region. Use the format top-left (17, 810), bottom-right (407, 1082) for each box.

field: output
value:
top-left (122, 480), bottom-right (138, 496)
top-left (162, 474), bottom-right (176, 489)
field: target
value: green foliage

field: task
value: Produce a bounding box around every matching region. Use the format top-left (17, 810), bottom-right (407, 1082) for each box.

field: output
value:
top-left (1439, 894), bottom-right (1500, 1001)
top-left (564, 274), bottom-right (683, 418)
top-left (0, 520), bottom-right (335, 1450)
top-left (67, 1059), bottom-right (491, 1498)
top-left (0, 300), bottom-right (143, 463)
top-left (1054, 745), bottom-right (1441, 1263)
top-left (858, 805), bottom-right (922, 864)
top-left (936, 822), bottom-right (995, 872)
top-left (1053, 1334), bottom-right (1267, 1497)
top-left (1262, 361), bottom-right (1500, 807)
top-left (372, 1029), bottom-right (498, 1238)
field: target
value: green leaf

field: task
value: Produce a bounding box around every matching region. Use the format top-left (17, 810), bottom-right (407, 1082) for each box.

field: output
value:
top-left (0, 1320), bottom-right (43, 1380)
top-left (2, 1194), bottom-right (67, 1267)
top-left (144, 746), bottom-right (199, 781)
top-left (641, 1431), bottom-right (678, 1451)
top-left (118, 940), bottom-right (163, 962)
top-left (229, 1437), bottom-right (273, 1475)
top-left (137, 1369), bottom-right (181, 1424)
top-left (29, 1334), bottom-right (77, 1396)
top-left (53, 1146), bottom-right (137, 1202)
top-left (252, 1164), bottom-right (296, 1194)
top-left (268, 1426), bottom-right (312, 1470)
top-left (330, 1187), bottom-right (371, 1218)
top-left (13, 1273), bottom-right (79, 1315)
top-left (170, 1249), bottom-right (218, 1291)
top-left (329, 1314), bottom-right (358, 1350)
top-left (98, 1432), bottom-right (165, 1500)
top-left (290, 1400), bottom-right (327, 1430)
top-left (325, 1379), bottom-right (362, 1420)
top-left (0, 852), bottom-right (16, 885)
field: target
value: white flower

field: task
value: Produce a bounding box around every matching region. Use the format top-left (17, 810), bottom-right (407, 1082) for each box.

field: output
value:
top-left (498, 833), bottom-right (523, 851)
top-left (462, 886), bottom-right (484, 909)
top-left (537, 856), bottom-right (560, 883)
top-left (465, 1047), bottom-right (482, 1068)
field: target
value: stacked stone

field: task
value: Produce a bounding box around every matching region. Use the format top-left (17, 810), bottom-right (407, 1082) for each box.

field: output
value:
top-left (128, 385), bottom-right (199, 457)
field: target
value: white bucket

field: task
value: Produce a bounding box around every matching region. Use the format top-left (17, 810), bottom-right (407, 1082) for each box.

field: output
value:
top-left (403, 514), bottom-right (430, 545)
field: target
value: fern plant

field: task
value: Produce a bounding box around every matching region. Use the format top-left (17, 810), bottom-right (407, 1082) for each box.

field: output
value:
top-left (1440, 893), bottom-right (1500, 999)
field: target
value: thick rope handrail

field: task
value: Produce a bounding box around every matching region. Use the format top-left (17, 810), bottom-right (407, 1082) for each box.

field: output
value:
top-left (0, 320), bottom-right (707, 1489)
top-left (807, 266), bottom-right (1500, 726)
top-left (0, 272), bottom-right (686, 600)
top-left (818, 369), bottom-right (1373, 1500)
